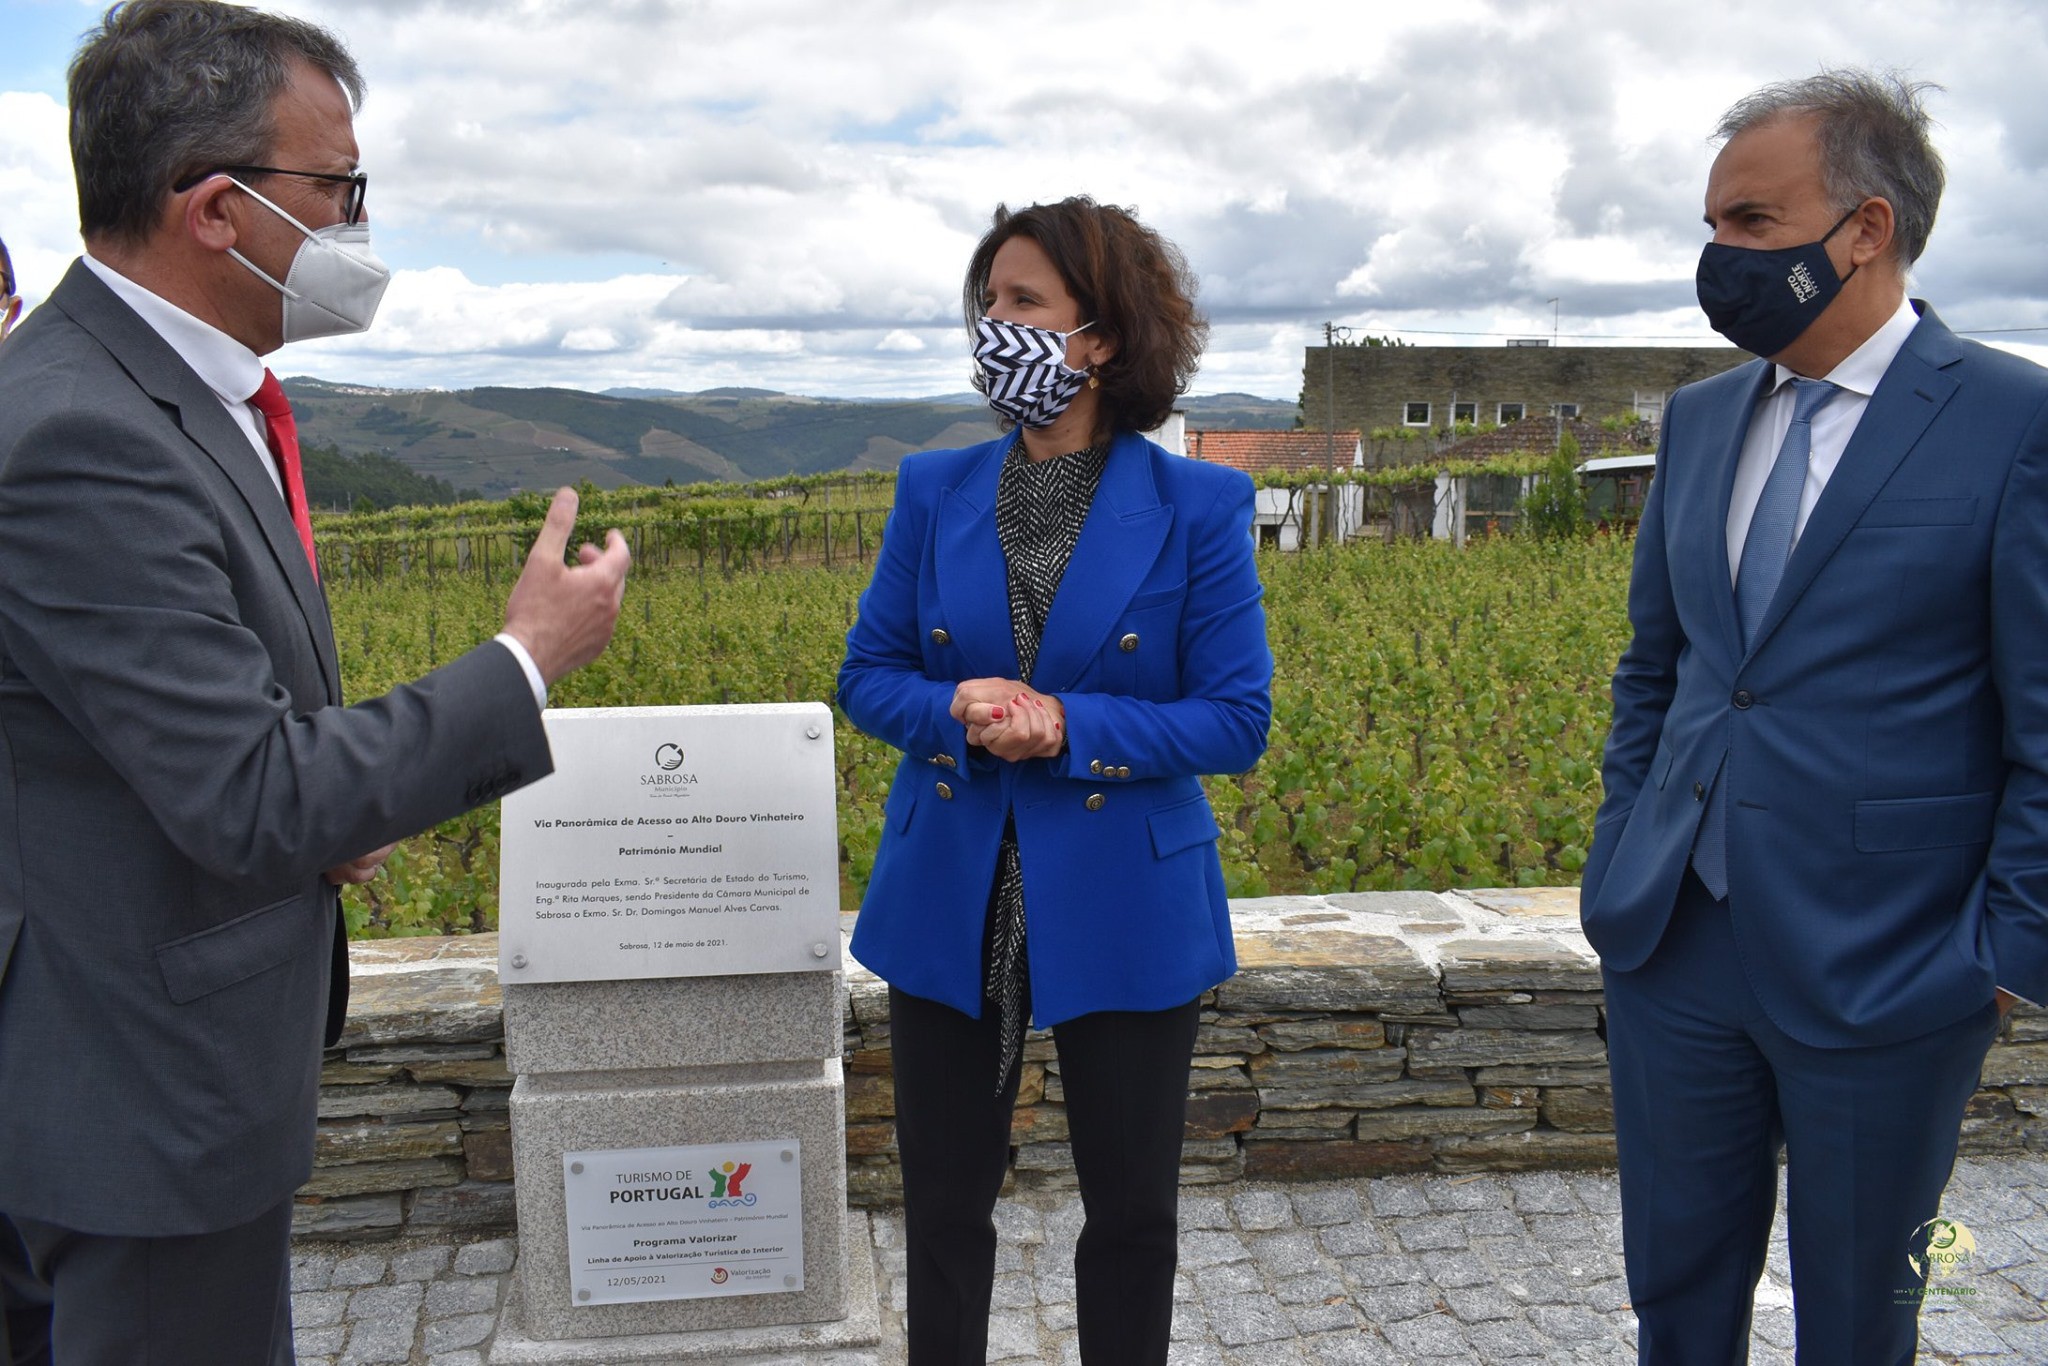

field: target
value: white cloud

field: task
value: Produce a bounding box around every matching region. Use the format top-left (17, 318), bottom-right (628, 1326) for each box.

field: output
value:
top-left (5, 0), bottom-right (2047, 398)
top-left (0, 91), bottom-right (77, 310)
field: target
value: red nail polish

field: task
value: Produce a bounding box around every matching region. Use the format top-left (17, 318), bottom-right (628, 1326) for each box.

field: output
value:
top-left (990, 706), bottom-right (1006, 720)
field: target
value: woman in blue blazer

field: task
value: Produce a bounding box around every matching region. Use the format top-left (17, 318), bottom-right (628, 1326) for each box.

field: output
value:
top-left (837, 197), bottom-right (1273, 1365)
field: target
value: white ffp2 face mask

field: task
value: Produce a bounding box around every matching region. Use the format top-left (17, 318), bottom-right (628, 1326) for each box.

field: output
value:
top-left (222, 176), bottom-right (390, 342)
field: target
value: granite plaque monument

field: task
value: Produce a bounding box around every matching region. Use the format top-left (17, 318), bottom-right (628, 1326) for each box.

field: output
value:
top-left (491, 703), bottom-right (875, 1358)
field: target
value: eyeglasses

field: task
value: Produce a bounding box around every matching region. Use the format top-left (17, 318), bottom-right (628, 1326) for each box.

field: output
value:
top-left (174, 164), bottom-right (368, 225)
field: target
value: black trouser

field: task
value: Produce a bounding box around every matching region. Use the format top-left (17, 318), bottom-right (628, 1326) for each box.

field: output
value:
top-left (888, 986), bottom-right (1201, 1366)
top-left (0, 1196), bottom-right (296, 1366)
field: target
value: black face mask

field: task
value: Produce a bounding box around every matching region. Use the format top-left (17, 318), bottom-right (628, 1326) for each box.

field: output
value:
top-left (1695, 208), bottom-right (1859, 357)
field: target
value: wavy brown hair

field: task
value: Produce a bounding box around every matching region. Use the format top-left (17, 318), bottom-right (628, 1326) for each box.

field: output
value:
top-left (962, 197), bottom-right (1207, 434)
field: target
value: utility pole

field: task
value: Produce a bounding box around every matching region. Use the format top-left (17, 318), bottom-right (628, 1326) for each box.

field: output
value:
top-left (1323, 322), bottom-right (1351, 545)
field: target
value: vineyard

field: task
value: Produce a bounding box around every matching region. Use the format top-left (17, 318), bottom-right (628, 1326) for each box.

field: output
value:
top-left (313, 473), bottom-right (901, 584)
top-left (305, 461), bottom-right (1587, 585)
top-left (327, 503), bottom-right (1636, 939)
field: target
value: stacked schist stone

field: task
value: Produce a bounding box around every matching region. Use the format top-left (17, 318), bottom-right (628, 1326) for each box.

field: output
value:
top-left (299, 890), bottom-right (2047, 1234)
top-left (296, 936), bottom-right (518, 1239)
top-left (844, 888), bottom-right (1622, 1203)
top-left (1231, 891), bottom-right (1617, 1181)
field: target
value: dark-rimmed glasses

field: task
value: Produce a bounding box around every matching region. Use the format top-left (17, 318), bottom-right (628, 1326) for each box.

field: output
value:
top-left (174, 165), bottom-right (368, 225)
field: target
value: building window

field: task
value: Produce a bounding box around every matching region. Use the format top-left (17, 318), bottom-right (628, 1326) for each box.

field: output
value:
top-left (1452, 401), bottom-right (1477, 424)
top-left (1552, 403), bottom-right (1579, 419)
top-left (1498, 402), bottom-right (1525, 423)
top-left (1404, 401), bottom-right (1431, 427)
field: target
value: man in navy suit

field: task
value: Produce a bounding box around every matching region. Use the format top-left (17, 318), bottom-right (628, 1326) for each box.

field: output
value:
top-left (1582, 71), bottom-right (2046, 1364)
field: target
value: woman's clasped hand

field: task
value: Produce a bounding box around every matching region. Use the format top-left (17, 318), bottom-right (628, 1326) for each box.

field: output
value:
top-left (948, 677), bottom-right (1065, 759)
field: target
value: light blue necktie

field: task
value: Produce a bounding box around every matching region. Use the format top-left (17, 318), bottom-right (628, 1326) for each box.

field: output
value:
top-left (1691, 377), bottom-right (1840, 899)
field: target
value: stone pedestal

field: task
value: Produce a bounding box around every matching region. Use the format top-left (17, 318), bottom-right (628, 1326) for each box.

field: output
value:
top-left (497, 971), bottom-right (867, 1351)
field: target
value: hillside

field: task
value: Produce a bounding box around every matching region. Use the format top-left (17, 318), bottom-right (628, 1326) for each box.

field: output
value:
top-left (281, 380), bottom-right (1298, 499)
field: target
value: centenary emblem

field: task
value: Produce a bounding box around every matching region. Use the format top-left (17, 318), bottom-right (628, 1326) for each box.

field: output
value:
top-left (1906, 1217), bottom-right (1976, 1281)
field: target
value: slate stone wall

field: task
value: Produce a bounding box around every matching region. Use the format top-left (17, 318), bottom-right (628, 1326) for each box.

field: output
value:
top-left (298, 891), bottom-right (2048, 1239)
top-left (1299, 344), bottom-right (1750, 462)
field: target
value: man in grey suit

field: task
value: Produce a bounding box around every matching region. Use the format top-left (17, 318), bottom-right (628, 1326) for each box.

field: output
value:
top-left (0, 4), bottom-right (631, 1362)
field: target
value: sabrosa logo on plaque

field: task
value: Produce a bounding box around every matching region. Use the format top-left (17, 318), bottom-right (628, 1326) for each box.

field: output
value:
top-left (563, 1140), bottom-right (805, 1306)
top-left (645, 742), bottom-right (692, 786)
top-left (498, 704), bottom-right (841, 985)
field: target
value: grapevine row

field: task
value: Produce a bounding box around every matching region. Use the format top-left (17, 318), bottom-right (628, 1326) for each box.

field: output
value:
top-left (328, 534), bottom-right (1633, 938)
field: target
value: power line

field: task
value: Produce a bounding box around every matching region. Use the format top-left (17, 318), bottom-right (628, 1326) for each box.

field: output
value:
top-left (1349, 324), bottom-right (2048, 341)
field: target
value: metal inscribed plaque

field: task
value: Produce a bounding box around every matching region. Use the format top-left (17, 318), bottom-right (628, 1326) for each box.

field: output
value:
top-left (498, 704), bottom-right (841, 984)
top-left (561, 1139), bottom-right (804, 1305)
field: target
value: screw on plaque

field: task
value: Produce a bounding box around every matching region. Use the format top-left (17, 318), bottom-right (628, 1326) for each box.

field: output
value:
top-left (784, 1274), bottom-right (797, 1287)
top-left (811, 942), bottom-right (828, 958)
top-left (510, 953), bottom-right (528, 969)
top-left (570, 1161), bottom-right (585, 1175)
top-left (805, 724), bottom-right (821, 739)
top-left (781, 1150), bottom-right (794, 1162)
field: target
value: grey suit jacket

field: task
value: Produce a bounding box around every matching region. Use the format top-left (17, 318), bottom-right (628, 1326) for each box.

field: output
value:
top-left (0, 261), bottom-right (552, 1237)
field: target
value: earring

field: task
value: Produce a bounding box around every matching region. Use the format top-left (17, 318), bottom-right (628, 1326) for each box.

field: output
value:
top-left (1087, 373), bottom-right (1100, 391)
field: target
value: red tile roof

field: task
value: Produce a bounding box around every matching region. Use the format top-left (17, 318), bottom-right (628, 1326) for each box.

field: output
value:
top-left (1186, 429), bottom-right (1362, 473)
top-left (1436, 415), bottom-right (1656, 463)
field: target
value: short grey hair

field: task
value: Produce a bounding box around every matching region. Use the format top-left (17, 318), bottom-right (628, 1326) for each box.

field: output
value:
top-left (68, 0), bottom-right (363, 244)
top-left (1716, 69), bottom-right (1945, 266)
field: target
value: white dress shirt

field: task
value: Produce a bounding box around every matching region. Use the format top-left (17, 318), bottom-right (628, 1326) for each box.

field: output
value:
top-left (76, 255), bottom-right (546, 707)
top-left (1725, 293), bottom-right (1922, 581)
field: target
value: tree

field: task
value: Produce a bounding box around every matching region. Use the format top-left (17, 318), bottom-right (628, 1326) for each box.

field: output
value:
top-left (1520, 433), bottom-right (1589, 540)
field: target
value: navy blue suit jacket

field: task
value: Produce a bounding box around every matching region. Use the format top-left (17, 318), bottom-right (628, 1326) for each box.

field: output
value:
top-left (1583, 304), bottom-right (2048, 1047)
top-left (837, 430), bottom-right (1272, 1027)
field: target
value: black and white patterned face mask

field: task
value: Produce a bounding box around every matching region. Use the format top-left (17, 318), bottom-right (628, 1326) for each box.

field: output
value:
top-left (972, 315), bottom-right (1095, 428)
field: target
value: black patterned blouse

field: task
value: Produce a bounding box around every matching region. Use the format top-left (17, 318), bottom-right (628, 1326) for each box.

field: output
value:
top-left (984, 439), bottom-right (1109, 1090)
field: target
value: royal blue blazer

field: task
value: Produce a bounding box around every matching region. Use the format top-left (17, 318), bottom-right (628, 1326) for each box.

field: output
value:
top-left (1583, 305), bottom-right (2048, 1046)
top-left (837, 429), bottom-right (1273, 1027)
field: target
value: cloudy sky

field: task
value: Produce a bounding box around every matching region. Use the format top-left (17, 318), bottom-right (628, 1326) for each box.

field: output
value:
top-left (5, 0), bottom-right (2047, 400)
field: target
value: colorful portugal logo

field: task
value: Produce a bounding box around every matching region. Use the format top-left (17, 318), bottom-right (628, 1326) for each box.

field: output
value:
top-left (707, 1159), bottom-right (756, 1207)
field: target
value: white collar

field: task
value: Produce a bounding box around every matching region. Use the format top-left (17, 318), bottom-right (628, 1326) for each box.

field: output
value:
top-left (80, 254), bottom-right (268, 407)
top-left (1770, 293), bottom-right (1921, 400)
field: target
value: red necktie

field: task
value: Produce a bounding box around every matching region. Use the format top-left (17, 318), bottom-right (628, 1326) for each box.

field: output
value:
top-left (249, 370), bottom-right (318, 578)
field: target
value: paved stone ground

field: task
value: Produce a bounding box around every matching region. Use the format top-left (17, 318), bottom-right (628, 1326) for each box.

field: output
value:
top-left (289, 1155), bottom-right (2047, 1365)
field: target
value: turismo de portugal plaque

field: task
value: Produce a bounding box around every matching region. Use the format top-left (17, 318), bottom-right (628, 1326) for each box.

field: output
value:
top-left (498, 703), bottom-right (842, 984)
top-left (562, 1139), bottom-right (804, 1305)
